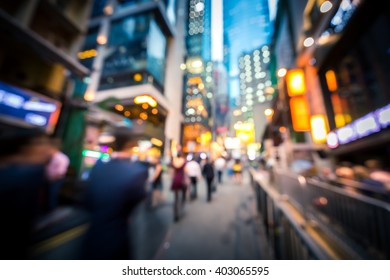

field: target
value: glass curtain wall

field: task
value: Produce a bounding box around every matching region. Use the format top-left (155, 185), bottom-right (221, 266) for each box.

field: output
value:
top-left (99, 13), bottom-right (167, 90)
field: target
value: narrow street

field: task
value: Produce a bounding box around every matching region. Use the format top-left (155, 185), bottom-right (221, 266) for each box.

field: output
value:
top-left (33, 172), bottom-right (272, 260)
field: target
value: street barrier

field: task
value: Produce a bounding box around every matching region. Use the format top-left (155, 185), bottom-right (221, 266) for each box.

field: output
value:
top-left (250, 170), bottom-right (330, 259)
top-left (269, 169), bottom-right (390, 259)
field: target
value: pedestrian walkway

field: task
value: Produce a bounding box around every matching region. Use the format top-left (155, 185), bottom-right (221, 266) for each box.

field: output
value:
top-left (31, 171), bottom-right (272, 260)
top-left (133, 172), bottom-right (272, 260)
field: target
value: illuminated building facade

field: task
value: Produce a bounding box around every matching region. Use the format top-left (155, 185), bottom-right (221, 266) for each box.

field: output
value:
top-left (79, 0), bottom-right (185, 161)
top-left (182, 0), bottom-right (213, 153)
top-left (238, 46), bottom-right (273, 118)
top-left (223, 0), bottom-right (272, 105)
top-left (268, 0), bottom-right (390, 170)
top-left (212, 62), bottom-right (229, 138)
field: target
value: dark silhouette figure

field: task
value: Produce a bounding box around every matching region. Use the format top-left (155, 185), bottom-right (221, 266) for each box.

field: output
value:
top-left (0, 129), bottom-right (53, 259)
top-left (82, 134), bottom-right (147, 259)
top-left (202, 158), bottom-right (215, 202)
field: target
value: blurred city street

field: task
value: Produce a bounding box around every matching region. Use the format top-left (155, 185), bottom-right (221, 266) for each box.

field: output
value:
top-left (31, 172), bottom-right (271, 260)
top-left (1, 0), bottom-right (390, 260)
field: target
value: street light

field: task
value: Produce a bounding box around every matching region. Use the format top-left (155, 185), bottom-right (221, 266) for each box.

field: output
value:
top-left (277, 68), bottom-right (287, 78)
top-left (264, 108), bottom-right (274, 118)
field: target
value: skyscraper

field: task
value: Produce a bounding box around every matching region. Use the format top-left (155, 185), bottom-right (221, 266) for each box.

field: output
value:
top-left (182, 0), bottom-right (213, 153)
top-left (78, 0), bottom-right (184, 163)
top-left (223, 0), bottom-right (272, 101)
top-left (238, 45), bottom-right (273, 118)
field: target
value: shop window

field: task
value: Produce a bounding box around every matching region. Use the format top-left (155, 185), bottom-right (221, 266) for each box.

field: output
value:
top-left (322, 10), bottom-right (390, 129)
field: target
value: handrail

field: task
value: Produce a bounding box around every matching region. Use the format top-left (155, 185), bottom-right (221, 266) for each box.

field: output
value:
top-left (249, 168), bottom-right (333, 259)
top-left (307, 178), bottom-right (390, 211)
top-left (271, 168), bottom-right (390, 258)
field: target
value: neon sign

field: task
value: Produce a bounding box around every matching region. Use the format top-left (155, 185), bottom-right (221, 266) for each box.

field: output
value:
top-left (327, 103), bottom-right (390, 148)
top-left (0, 81), bottom-right (61, 133)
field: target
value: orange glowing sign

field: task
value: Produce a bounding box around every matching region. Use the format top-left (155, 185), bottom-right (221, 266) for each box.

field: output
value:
top-left (286, 69), bottom-right (306, 97)
top-left (325, 70), bottom-right (338, 92)
top-left (188, 77), bottom-right (203, 85)
top-left (290, 96), bottom-right (310, 131)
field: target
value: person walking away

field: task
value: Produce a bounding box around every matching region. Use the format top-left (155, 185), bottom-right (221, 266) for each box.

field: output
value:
top-left (185, 157), bottom-right (202, 200)
top-left (202, 157), bottom-right (215, 202)
top-left (171, 153), bottom-right (188, 221)
top-left (233, 159), bottom-right (243, 184)
top-left (149, 157), bottom-right (164, 208)
top-left (214, 156), bottom-right (226, 184)
top-left (82, 133), bottom-right (148, 259)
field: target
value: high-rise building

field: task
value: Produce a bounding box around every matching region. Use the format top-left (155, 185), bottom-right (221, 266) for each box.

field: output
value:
top-left (238, 45), bottom-right (273, 119)
top-left (212, 62), bottom-right (229, 138)
top-left (223, 0), bottom-right (272, 102)
top-left (79, 0), bottom-right (184, 162)
top-left (182, 0), bottom-right (213, 153)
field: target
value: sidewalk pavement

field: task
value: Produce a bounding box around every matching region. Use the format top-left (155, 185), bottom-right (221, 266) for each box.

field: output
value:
top-left (150, 172), bottom-right (272, 260)
top-left (31, 171), bottom-right (272, 260)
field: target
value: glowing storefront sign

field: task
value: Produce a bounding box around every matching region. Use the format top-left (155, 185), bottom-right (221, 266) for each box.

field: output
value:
top-left (326, 132), bottom-right (339, 148)
top-left (286, 69), bottom-right (306, 97)
top-left (25, 113), bottom-right (47, 126)
top-left (0, 81), bottom-right (61, 133)
top-left (82, 150), bottom-right (109, 159)
top-left (23, 101), bottom-right (57, 112)
top-left (327, 103), bottom-right (390, 148)
top-left (336, 124), bottom-right (356, 144)
top-left (376, 104), bottom-right (390, 128)
top-left (310, 115), bottom-right (328, 143)
top-left (2, 92), bottom-right (24, 108)
top-left (290, 96), bottom-right (311, 131)
top-left (354, 113), bottom-right (380, 138)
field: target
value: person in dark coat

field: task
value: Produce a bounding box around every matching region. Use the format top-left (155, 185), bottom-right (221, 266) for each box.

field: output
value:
top-left (0, 129), bottom-right (53, 259)
top-left (202, 157), bottom-right (215, 202)
top-left (82, 133), bottom-right (148, 260)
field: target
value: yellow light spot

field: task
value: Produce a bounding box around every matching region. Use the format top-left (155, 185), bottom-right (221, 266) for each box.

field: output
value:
top-left (286, 69), bottom-right (306, 96)
top-left (134, 73), bottom-right (142, 82)
top-left (134, 95), bottom-right (157, 107)
top-left (97, 35), bottom-right (107, 45)
top-left (78, 49), bottom-right (97, 60)
top-left (310, 115), bottom-right (328, 143)
top-left (140, 112), bottom-right (148, 120)
top-left (325, 70), bottom-right (338, 92)
top-left (151, 138), bottom-right (163, 147)
top-left (115, 104), bottom-right (124, 111)
top-left (84, 90), bottom-right (95, 101)
top-left (264, 108), bottom-right (274, 117)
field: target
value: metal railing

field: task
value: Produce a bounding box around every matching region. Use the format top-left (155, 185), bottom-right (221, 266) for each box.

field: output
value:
top-left (273, 169), bottom-right (390, 259)
top-left (250, 171), bottom-right (331, 259)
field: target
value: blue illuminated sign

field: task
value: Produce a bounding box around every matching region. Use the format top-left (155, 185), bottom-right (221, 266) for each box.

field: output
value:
top-left (0, 81), bottom-right (61, 133)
